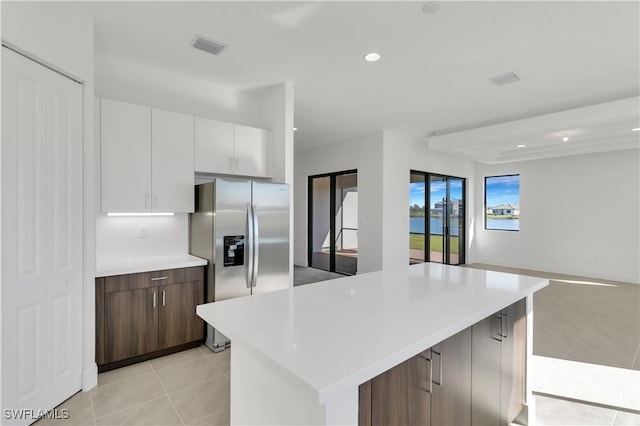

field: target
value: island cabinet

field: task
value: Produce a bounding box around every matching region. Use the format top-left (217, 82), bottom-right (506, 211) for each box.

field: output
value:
top-left (359, 299), bottom-right (526, 426)
top-left (471, 298), bottom-right (527, 426)
top-left (359, 328), bottom-right (472, 426)
top-left (95, 266), bottom-right (205, 371)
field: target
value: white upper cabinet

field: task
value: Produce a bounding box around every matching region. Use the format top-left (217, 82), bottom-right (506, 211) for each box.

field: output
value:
top-left (101, 98), bottom-right (152, 212)
top-left (234, 124), bottom-right (269, 178)
top-left (151, 109), bottom-right (194, 212)
top-left (99, 99), bottom-right (195, 213)
top-left (194, 117), bottom-right (269, 178)
top-left (194, 117), bottom-right (234, 174)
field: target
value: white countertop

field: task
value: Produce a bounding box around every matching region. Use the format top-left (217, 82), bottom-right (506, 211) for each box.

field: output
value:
top-left (96, 254), bottom-right (207, 277)
top-left (197, 263), bottom-right (548, 404)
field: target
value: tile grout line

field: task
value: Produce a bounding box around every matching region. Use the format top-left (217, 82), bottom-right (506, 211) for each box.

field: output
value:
top-left (151, 367), bottom-right (186, 426)
top-left (187, 405), bottom-right (230, 426)
top-left (559, 289), bottom-right (617, 359)
top-left (93, 395), bottom-right (167, 423)
top-left (89, 388), bottom-right (97, 426)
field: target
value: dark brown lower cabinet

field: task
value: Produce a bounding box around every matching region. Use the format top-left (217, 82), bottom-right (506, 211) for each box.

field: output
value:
top-left (359, 300), bottom-right (526, 426)
top-left (96, 266), bottom-right (205, 368)
top-left (159, 281), bottom-right (205, 349)
top-left (361, 329), bottom-right (472, 426)
top-left (104, 287), bottom-right (159, 363)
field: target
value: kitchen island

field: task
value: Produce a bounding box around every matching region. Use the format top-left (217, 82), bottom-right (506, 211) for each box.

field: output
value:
top-left (197, 263), bottom-right (548, 425)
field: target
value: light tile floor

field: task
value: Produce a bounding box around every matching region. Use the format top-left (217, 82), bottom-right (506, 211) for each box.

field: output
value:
top-left (39, 264), bottom-right (639, 426)
top-left (36, 346), bottom-right (230, 426)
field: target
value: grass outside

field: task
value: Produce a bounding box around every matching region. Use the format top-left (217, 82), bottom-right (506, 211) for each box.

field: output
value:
top-left (410, 233), bottom-right (459, 254)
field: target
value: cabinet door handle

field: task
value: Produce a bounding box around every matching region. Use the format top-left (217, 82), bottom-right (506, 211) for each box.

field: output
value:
top-left (151, 276), bottom-right (168, 281)
top-left (419, 353), bottom-right (433, 394)
top-left (494, 314), bottom-right (504, 342)
top-left (502, 313), bottom-right (508, 339)
top-left (229, 158), bottom-right (233, 171)
top-left (432, 350), bottom-right (443, 386)
top-left (162, 290), bottom-right (166, 307)
top-left (153, 291), bottom-right (157, 308)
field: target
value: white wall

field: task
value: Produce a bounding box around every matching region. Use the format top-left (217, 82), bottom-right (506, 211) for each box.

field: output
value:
top-left (1, 1), bottom-right (97, 390)
top-left (474, 149), bottom-right (640, 283)
top-left (95, 214), bottom-right (189, 265)
top-left (294, 132), bottom-right (384, 273)
top-left (95, 53), bottom-right (264, 127)
top-left (381, 129), bottom-right (477, 270)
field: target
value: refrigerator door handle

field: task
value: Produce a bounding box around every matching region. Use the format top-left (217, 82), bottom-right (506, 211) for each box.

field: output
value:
top-left (251, 205), bottom-right (260, 288)
top-left (246, 204), bottom-right (254, 288)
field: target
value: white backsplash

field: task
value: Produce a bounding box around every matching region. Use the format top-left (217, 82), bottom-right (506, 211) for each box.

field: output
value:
top-left (96, 213), bottom-right (189, 265)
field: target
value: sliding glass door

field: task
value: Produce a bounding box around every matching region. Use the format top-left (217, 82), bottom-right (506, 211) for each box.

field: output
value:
top-left (308, 170), bottom-right (358, 275)
top-left (409, 171), bottom-right (465, 265)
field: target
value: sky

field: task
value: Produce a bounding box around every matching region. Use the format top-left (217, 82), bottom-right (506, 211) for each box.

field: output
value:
top-left (485, 175), bottom-right (520, 207)
top-left (409, 179), bottom-right (463, 208)
top-left (409, 176), bottom-right (518, 209)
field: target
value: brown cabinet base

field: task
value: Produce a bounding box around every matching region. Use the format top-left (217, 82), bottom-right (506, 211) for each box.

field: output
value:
top-left (97, 340), bottom-right (203, 373)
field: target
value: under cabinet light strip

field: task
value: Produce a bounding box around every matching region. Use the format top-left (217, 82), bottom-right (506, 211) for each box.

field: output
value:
top-left (107, 212), bottom-right (174, 217)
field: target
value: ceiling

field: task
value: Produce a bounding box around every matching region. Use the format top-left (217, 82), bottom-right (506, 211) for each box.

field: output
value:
top-left (77, 1), bottom-right (639, 156)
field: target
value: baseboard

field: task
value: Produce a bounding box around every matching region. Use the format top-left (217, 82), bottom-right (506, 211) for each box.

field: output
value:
top-left (82, 362), bottom-right (98, 391)
top-left (294, 259), bottom-right (308, 267)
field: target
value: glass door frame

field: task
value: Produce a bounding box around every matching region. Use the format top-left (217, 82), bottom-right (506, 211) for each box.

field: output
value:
top-left (307, 169), bottom-right (358, 274)
top-left (410, 170), bottom-right (466, 265)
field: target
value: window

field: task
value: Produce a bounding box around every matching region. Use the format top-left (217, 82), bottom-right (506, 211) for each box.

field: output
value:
top-left (485, 175), bottom-right (520, 231)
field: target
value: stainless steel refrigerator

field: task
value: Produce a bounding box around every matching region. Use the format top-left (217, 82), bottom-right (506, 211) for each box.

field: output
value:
top-left (189, 179), bottom-right (290, 351)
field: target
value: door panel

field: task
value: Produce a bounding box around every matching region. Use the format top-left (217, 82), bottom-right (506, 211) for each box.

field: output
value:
top-left (2, 47), bottom-right (83, 422)
top-left (309, 176), bottom-right (331, 271)
top-left (431, 328), bottom-right (472, 426)
top-left (429, 176), bottom-right (446, 263)
top-left (100, 98), bottom-right (151, 212)
top-left (501, 299), bottom-right (527, 424)
top-left (214, 179), bottom-right (252, 300)
top-left (252, 182), bottom-right (290, 294)
top-left (194, 117), bottom-right (234, 174)
top-left (151, 109), bottom-right (194, 212)
top-left (104, 288), bottom-right (159, 363)
top-left (159, 281), bottom-right (205, 349)
top-left (447, 178), bottom-right (464, 265)
top-left (371, 350), bottom-right (431, 426)
top-left (471, 314), bottom-right (502, 426)
top-left (234, 124), bottom-right (268, 177)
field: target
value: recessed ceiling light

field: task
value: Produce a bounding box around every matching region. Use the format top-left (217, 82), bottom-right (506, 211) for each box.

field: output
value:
top-left (517, 144), bottom-right (526, 148)
top-left (364, 52), bottom-right (381, 62)
top-left (489, 71), bottom-right (522, 86)
top-left (562, 136), bottom-right (569, 142)
top-left (293, 127), bottom-right (298, 131)
top-left (632, 128), bottom-right (640, 132)
top-left (422, 2), bottom-right (441, 14)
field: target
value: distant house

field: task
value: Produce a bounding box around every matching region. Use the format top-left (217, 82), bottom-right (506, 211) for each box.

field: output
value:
top-left (488, 204), bottom-right (519, 215)
top-left (433, 199), bottom-right (462, 215)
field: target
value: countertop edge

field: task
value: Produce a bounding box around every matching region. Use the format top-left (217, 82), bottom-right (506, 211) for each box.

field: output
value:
top-left (96, 255), bottom-right (208, 277)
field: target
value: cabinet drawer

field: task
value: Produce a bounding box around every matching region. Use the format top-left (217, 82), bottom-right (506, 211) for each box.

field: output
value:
top-left (104, 267), bottom-right (205, 293)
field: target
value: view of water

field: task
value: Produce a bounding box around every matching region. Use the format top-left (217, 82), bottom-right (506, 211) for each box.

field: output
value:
top-left (410, 216), bottom-right (460, 236)
top-left (410, 216), bottom-right (520, 234)
top-left (486, 218), bottom-right (519, 231)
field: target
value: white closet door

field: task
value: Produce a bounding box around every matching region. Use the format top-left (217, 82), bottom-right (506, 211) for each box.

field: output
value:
top-left (2, 47), bottom-right (83, 424)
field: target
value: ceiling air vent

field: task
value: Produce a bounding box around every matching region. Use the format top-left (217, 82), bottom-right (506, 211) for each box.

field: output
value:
top-left (191, 34), bottom-right (227, 56)
top-left (489, 71), bottom-right (522, 86)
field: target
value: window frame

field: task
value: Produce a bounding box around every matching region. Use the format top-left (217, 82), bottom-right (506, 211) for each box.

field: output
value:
top-left (484, 174), bottom-right (520, 232)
